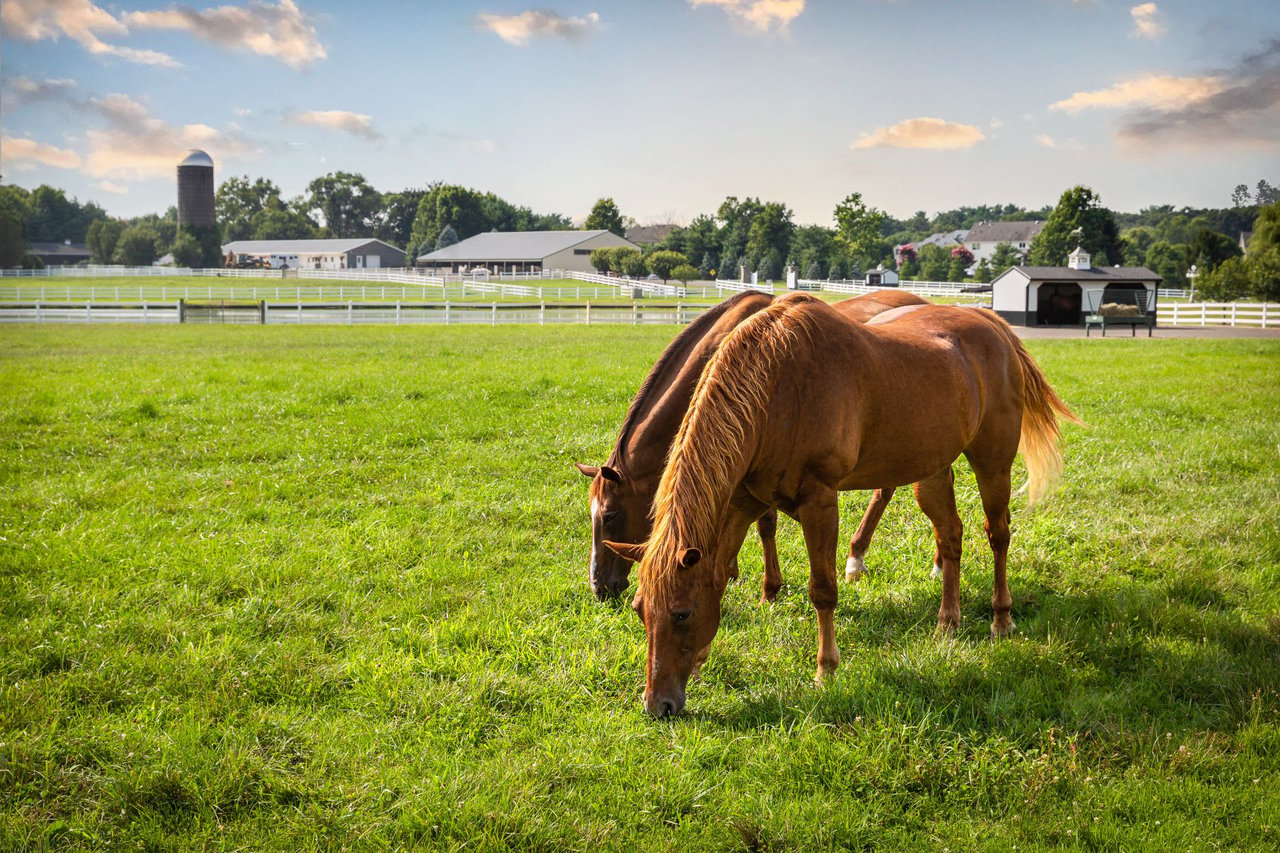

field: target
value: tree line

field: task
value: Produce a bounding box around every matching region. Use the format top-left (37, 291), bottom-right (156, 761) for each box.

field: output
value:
top-left (0, 172), bottom-right (1276, 300)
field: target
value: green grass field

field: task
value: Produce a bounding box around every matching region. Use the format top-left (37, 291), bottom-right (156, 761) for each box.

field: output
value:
top-left (1, 326), bottom-right (1277, 851)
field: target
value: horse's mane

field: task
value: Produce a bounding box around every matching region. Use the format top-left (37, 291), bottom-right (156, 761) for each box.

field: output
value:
top-left (640, 293), bottom-right (825, 600)
top-left (607, 291), bottom-right (771, 471)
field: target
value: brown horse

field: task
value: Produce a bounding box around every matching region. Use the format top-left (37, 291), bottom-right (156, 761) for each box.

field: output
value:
top-left (577, 288), bottom-right (926, 601)
top-left (605, 294), bottom-right (1080, 716)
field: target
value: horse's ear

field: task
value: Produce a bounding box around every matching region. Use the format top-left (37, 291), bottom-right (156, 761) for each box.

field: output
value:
top-left (599, 465), bottom-right (622, 483)
top-left (575, 463), bottom-right (599, 478)
top-left (678, 547), bottom-right (702, 569)
top-left (604, 540), bottom-right (646, 564)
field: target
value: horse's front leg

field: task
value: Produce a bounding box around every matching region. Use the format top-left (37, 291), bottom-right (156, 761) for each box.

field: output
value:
top-left (798, 491), bottom-right (841, 682)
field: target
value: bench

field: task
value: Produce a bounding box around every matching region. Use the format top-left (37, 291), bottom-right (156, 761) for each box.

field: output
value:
top-left (1085, 289), bottom-right (1155, 337)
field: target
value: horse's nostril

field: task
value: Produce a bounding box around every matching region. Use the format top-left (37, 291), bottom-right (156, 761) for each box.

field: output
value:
top-left (660, 699), bottom-right (676, 717)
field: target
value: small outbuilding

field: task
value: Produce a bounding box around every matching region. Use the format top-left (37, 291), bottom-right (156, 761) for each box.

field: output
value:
top-left (29, 241), bottom-right (92, 266)
top-left (416, 230), bottom-right (638, 274)
top-left (991, 247), bottom-right (1161, 327)
top-left (863, 264), bottom-right (900, 287)
top-left (221, 238), bottom-right (405, 270)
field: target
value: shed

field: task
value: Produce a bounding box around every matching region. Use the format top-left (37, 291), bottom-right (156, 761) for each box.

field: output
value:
top-left (417, 230), bottom-right (638, 274)
top-left (991, 247), bottom-right (1161, 326)
top-left (863, 265), bottom-right (900, 287)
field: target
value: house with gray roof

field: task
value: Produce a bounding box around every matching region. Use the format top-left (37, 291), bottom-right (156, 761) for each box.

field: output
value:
top-left (992, 246), bottom-right (1161, 326)
top-left (416, 230), bottom-right (638, 274)
top-left (29, 241), bottom-right (92, 266)
top-left (964, 220), bottom-right (1046, 267)
top-left (222, 238), bottom-right (405, 270)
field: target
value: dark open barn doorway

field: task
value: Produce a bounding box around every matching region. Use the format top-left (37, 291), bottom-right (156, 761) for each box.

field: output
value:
top-left (1038, 283), bottom-right (1082, 325)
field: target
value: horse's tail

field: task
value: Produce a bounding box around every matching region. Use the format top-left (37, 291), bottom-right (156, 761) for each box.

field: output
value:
top-left (1012, 338), bottom-right (1084, 504)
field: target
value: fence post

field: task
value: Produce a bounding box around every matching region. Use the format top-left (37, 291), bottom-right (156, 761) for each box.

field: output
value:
top-left (395, 301), bottom-right (401, 326)
top-left (1264, 303), bottom-right (1270, 328)
top-left (86, 302), bottom-right (92, 323)
top-left (492, 302), bottom-right (497, 326)
top-left (1231, 303), bottom-right (1237, 326)
top-left (347, 301), bottom-right (353, 325)
top-left (1201, 303), bottom-right (1207, 325)
top-left (445, 301), bottom-right (451, 326)
top-left (632, 302), bottom-right (638, 325)
top-left (540, 301), bottom-right (545, 326)
top-left (585, 301), bottom-right (591, 326)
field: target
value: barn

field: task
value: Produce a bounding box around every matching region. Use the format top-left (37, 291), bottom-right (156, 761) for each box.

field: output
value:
top-left (991, 247), bottom-right (1161, 327)
top-left (221, 238), bottom-right (405, 270)
top-left (416, 230), bottom-right (638, 274)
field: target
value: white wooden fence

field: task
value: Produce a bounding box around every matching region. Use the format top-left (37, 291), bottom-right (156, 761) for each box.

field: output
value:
top-left (1157, 302), bottom-right (1277, 328)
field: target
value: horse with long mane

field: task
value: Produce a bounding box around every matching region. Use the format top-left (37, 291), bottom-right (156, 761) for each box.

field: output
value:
top-left (605, 293), bottom-right (1080, 716)
top-left (577, 288), bottom-right (927, 601)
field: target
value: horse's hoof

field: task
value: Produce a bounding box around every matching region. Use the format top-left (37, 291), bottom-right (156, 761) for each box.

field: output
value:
top-left (991, 619), bottom-right (1017, 639)
top-left (844, 555), bottom-right (866, 583)
top-left (760, 588), bottom-right (780, 603)
top-left (935, 618), bottom-right (959, 637)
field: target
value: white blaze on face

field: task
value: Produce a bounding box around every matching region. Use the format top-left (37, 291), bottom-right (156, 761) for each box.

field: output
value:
top-left (590, 496), bottom-right (600, 579)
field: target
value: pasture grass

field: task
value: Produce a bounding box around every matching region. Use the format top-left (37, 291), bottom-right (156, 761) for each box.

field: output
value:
top-left (1, 325), bottom-right (1278, 851)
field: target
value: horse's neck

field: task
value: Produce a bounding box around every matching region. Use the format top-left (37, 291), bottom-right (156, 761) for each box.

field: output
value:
top-left (611, 297), bottom-right (768, 477)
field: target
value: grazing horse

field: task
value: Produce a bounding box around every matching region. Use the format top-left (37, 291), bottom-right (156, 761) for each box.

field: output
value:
top-left (577, 288), bottom-right (927, 601)
top-left (605, 294), bottom-right (1080, 716)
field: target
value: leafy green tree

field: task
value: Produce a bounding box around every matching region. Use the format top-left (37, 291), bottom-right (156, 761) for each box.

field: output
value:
top-left (589, 248), bottom-right (613, 274)
top-left (1255, 179), bottom-right (1278, 207)
top-left (0, 209), bottom-right (25, 267)
top-left (112, 224), bottom-right (161, 266)
top-left (619, 249), bottom-right (646, 277)
top-left (216, 176), bottom-right (284, 242)
top-left (181, 223), bottom-right (224, 267)
top-left (989, 241), bottom-right (1020, 273)
top-left (716, 197), bottom-right (764, 271)
top-left (25, 184), bottom-right (105, 243)
top-left (584, 198), bottom-right (625, 237)
top-left (1249, 202), bottom-right (1280, 255)
top-left (1144, 241), bottom-right (1188, 285)
top-left (745, 202), bottom-right (794, 268)
top-left (1196, 257), bottom-right (1250, 301)
top-left (1231, 184), bottom-right (1252, 208)
top-left (409, 184), bottom-right (489, 251)
top-left (376, 189), bottom-right (426, 249)
top-left (1030, 186), bottom-right (1123, 266)
top-left (1248, 247), bottom-right (1280, 301)
top-left (918, 244), bottom-right (950, 281)
top-left (698, 252), bottom-right (713, 278)
top-left (677, 216), bottom-right (720, 267)
top-left (87, 219), bottom-right (125, 264)
top-left (671, 264), bottom-right (700, 284)
top-left (250, 207), bottom-right (317, 241)
top-left (645, 250), bottom-right (688, 283)
top-left (974, 258), bottom-right (993, 283)
top-left (170, 232), bottom-right (203, 267)
top-left (1188, 227), bottom-right (1242, 272)
top-left (436, 224), bottom-right (459, 250)
top-left (304, 172), bottom-right (382, 237)
top-left (833, 192), bottom-right (886, 265)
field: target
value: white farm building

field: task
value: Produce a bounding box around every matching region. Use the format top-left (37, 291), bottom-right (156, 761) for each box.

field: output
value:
top-left (416, 230), bottom-right (638, 274)
top-left (991, 247), bottom-right (1161, 326)
top-left (222, 238), bottom-right (406, 270)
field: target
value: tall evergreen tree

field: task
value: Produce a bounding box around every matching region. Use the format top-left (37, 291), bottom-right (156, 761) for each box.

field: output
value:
top-left (1030, 186), bottom-right (1123, 266)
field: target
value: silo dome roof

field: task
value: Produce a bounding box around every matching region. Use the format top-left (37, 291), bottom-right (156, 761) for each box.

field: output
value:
top-left (179, 149), bottom-right (214, 168)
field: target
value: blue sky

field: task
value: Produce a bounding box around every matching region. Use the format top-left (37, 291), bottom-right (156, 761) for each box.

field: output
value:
top-left (2, 0), bottom-right (1278, 227)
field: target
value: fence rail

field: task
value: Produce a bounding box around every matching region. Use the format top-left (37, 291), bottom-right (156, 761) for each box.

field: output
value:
top-left (1157, 301), bottom-right (1277, 328)
top-left (0, 300), bottom-right (723, 326)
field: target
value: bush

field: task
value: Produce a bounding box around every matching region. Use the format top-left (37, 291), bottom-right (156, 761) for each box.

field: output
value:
top-left (671, 264), bottom-right (700, 284)
top-left (1248, 247), bottom-right (1280, 302)
top-left (1196, 257), bottom-right (1250, 301)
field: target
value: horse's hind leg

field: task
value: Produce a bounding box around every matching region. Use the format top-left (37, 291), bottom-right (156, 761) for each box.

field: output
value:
top-left (797, 492), bottom-right (842, 682)
top-left (757, 509), bottom-right (782, 602)
top-left (845, 487), bottom-right (893, 582)
top-left (969, 458), bottom-right (1015, 638)
top-left (913, 467), bottom-right (964, 634)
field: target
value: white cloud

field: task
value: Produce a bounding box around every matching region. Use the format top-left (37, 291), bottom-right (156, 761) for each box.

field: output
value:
top-left (124, 0), bottom-right (326, 69)
top-left (689, 0), bottom-right (804, 32)
top-left (0, 0), bottom-right (178, 66)
top-left (0, 136), bottom-right (83, 170)
top-left (1130, 3), bottom-right (1163, 39)
top-left (1036, 133), bottom-right (1082, 151)
top-left (851, 117), bottom-right (986, 151)
top-left (97, 180), bottom-right (129, 194)
top-left (287, 110), bottom-right (382, 141)
top-left (475, 10), bottom-right (601, 45)
top-left (79, 94), bottom-right (259, 179)
top-left (1049, 74), bottom-right (1224, 113)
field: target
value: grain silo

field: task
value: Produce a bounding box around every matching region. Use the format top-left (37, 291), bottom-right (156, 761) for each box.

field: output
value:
top-left (176, 149), bottom-right (215, 228)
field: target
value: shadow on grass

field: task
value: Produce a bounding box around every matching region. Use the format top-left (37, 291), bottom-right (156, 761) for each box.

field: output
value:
top-left (686, 582), bottom-right (1280, 742)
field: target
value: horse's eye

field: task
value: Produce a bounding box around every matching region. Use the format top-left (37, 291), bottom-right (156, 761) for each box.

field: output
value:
top-left (603, 511), bottom-right (619, 525)
top-left (671, 608), bottom-right (692, 624)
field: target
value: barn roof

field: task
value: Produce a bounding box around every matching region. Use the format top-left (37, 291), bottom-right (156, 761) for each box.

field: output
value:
top-left (965, 220), bottom-right (1045, 244)
top-left (419, 230), bottom-right (634, 262)
top-left (994, 265), bottom-right (1162, 284)
top-left (222, 239), bottom-right (402, 255)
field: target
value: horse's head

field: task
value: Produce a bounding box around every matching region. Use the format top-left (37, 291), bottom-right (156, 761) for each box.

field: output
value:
top-left (605, 539), bottom-right (730, 717)
top-left (576, 462), bottom-right (650, 601)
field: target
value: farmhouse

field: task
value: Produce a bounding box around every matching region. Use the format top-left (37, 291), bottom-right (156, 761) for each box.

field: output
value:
top-left (221, 238), bottom-right (405, 270)
top-left (965, 220), bottom-right (1045, 266)
top-left (416, 230), bottom-right (638, 274)
top-left (992, 246), bottom-right (1161, 326)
